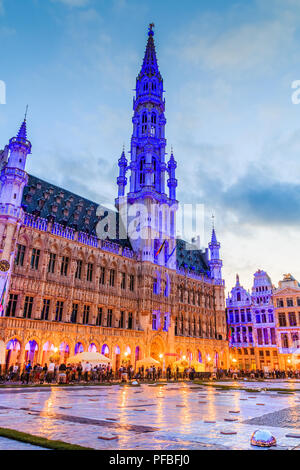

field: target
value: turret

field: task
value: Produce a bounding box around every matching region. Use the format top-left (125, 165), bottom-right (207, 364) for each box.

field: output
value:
top-left (209, 226), bottom-right (223, 284)
top-left (0, 116), bottom-right (31, 315)
top-left (167, 148), bottom-right (177, 201)
top-left (116, 147), bottom-right (128, 198)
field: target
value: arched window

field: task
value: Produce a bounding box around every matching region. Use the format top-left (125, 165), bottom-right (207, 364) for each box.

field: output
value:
top-left (152, 81), bottom-right (156, 91)
top-left (139, 157), bottom-right (145, 185)
top-left (152, 157), bottom-right (157, 185)
top-left (142, 112), bottom-right (147, 135)
top-left (143, 81), bottom-right (148, 92)
top-left (150, 113), bottom-right (156, 137)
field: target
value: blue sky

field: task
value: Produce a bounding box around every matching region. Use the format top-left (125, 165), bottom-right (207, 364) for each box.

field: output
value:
top-left (0, 0), bottom-right (300, 291)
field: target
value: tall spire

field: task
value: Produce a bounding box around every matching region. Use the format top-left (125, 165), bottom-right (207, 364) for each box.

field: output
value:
top-left (138, 23), bottom-right (161, 80)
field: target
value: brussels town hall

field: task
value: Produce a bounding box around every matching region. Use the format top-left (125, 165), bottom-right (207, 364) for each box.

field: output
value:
top-left (0, 25), bottom-right (229, 371)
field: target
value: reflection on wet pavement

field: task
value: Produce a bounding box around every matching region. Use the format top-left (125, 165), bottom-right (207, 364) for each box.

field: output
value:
top-left (0, 380), bottom-right (299, 450)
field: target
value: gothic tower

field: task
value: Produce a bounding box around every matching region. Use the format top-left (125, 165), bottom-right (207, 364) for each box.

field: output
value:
top-left (116, 24), bottom-right (178, 269)
top-left (0, 118), bottom-right (31, 309)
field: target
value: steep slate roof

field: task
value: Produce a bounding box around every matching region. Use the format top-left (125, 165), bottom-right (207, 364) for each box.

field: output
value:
top-left (22, 174), bottom-right (210, 273)
top-left (176, 239), bottom-right (210, 275)
top-left (22, 174), bottom-right (131, 248)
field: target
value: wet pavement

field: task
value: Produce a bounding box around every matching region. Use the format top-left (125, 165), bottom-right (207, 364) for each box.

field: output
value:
top-left (0, 380), bottom-right (299, 450)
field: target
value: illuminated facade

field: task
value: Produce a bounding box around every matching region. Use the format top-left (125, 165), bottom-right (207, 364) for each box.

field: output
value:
top-left (273, 274), bottom-right (300, 371)
top-left (0, 26), bottom-right (228, 372)
top-left (227, 271), bottom-right (300, 371)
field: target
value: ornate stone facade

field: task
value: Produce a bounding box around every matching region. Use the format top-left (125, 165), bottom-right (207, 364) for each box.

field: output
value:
top-left (0, 26), bottom-right (229, 372)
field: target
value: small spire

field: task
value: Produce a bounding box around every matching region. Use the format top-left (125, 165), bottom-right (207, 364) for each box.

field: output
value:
top-left (9, 112), bottom-right (32, 153)
top-left (148, 22), bottom-right (155, 36)
top-left (17, 119), bottom-right (27, 140)
top-left (236, 273), bottom-right (240, 286)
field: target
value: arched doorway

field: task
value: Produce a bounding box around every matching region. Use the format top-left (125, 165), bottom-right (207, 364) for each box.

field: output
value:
top-left (150, 337), bottom-right (164, 361)
top-left (115, 345), bottom-right (120, 371)
top-left (59, 342), bottom-right (70, 363)
top-left (5, 339), bottom-right (21, 368)
top-left (123, 345), bottom-right (131, 366)
top-left (25, 340), bottom-right (38, 365)
top-left (101, 344), bottom-right (109, 357)
top-left (74, 342), bottom-right (84, 355)
top-left (88, 343), bottom-right (98, 353)
top-left (42, 341), bottom-right (55, 365)
top-left (0, 340), bottom-right (5, 367)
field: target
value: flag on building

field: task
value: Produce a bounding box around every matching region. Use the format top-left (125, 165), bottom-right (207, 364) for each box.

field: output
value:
top-left (155, 239), bottom-right (166, 257)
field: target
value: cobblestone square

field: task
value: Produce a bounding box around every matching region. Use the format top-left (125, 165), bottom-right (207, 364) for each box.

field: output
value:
top-left (0, 380), bottom-right (299, 450)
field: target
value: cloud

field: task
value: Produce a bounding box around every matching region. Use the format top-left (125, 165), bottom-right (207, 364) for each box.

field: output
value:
top-left (174, 4), bottom-right (298, 78)
top-left (51, 0), bottom-right (90, 7)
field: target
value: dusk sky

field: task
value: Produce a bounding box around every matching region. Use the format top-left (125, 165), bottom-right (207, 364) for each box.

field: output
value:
top-left (0, 0), bottom-right (300, 292)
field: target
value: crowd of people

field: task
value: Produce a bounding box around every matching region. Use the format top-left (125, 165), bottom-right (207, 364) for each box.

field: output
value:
top-left (1, 362), bottom-right (300, 385)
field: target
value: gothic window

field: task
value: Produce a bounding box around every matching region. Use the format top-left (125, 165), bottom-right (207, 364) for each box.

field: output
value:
top-left (121, 272), bottom-right (126, 289)
top-left (141, 112), bottom-right (147, 135)
top-left (174, 316), bottom-right (178, 336)
top-left (31, 248), bottom-right (40, 270)
top-left (151, 81), bottom-right (156, 91)
top-left (41, 299), bottom-right (50, 320)
top-left (23, 296), bottom-right (34, 319)
top-left (109, 269), bottom-right (115, 287)
top-left (164, 240), bottom-right (169, 266)
top-left (15, 244), bottom-right (25, 266)
top-left (83, 305), bottom-right (90, 324)
top-left (48, 253), bottom-right (56, 273)
top-left (75, 260), bottom-right (82, 279)
top-left (61, 256), bottom-right (69, 276)
top-left (96, 307), bottom-right (102, 326)
top-left (128, 312), bottom-right (133, 329)
top-left (143, 81), bottom-right (148, 92)
top-left (129, 274), bottom-right (134, 291)
top-left (139, 157), bottom-right (146, 185)
top-left (6, 294), bottom-right (18, 317)
top-left (71, 303), bottom-right (78, 323)
top-left (150, 113), bottom-right (156, 137)
top-left (152, 312), bottom-right (157, 331)
top-left (99, 266), bottom-right (105, 285)
top-left (87, 262), bottom-right (93, 282)
top-left (55, 301), bottom-right (64, 322)
top-left (152, 157), bottom-right (157, 184)
top-left (107, 308), bottom-right (113, 327)
top-left (120, 310), bottom-right (125, 328)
